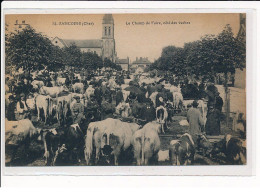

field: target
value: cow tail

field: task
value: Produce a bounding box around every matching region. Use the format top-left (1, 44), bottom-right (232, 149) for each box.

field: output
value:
top-left (85, 124), bottom-right (94, 165)
top-left (141, 134), bottom-right (145, 165)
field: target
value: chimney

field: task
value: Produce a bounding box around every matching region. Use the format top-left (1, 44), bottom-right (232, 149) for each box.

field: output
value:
top-left (136, 57), bottom-right (138, 61)
top-left (140, 57), bottom-right (143, 61)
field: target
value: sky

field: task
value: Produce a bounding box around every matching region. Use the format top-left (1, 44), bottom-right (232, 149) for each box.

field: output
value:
top-left (5, 13), bottom-right (241, 62)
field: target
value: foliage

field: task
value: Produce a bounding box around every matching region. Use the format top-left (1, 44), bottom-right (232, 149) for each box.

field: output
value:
top-left (151, 24), bottom-right (246, 81)
top-left (104, 58), bottom-right (122, 71)
top-left (82, 52), bottom-right (103, 70)
top-left (5, 25), bottom-right (54, 73)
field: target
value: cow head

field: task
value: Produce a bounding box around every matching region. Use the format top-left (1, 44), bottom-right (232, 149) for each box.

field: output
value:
top-left (197, 134), bottom-right (213, 156)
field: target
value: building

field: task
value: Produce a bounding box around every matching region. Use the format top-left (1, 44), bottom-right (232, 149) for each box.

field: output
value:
top-left (130, 57), bottom-right (152, 72)
top-left (52, 14), bottom-right (117, 62)
top-left (234, 13), bottom-right (246, 89)
top-left (52, 14), bottom-right (128, 66)
top-left (115, 57), bottom-right (129, 71)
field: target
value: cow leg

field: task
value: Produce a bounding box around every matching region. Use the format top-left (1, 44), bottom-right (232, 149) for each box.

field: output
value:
top-left (37, 107), bottom-right (40, 121)
top-left (161, 124), bottom-right (165, 134)
top-left (114, 155), bottom-right (119, 166)
top-left (44, 108), bottom-right (47, 124)
top-left (84, 148), bottom-right (91, 165)
top-left (95, 148), bottom-right (100, 165)
top-left (176, 156), bottom-right (180, 166)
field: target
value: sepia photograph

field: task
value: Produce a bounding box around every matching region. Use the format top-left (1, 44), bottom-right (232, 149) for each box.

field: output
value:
top-left (4, 12), bottom-right (246, 169)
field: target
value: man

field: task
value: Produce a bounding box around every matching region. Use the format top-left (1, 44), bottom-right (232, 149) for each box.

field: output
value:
top-left (15, 93), bottom-right (30, 120)
top-left (71, 96), bottom-right (85, 124)
top-left (187, 100), bottom-right (205, 144)
top-left (7, 95), bottom-right (16, 121)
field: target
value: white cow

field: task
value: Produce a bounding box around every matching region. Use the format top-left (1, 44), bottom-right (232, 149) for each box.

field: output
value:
top-left (85, 118), bottom-right (140, 165)
top-left (32, 80), bottom-right (44, 89)
top-left (39, 86), bottom-right (68, 98)
top-left (100, 118), bottom-right (140, 165)
top-left (131, 122), bottom-right (161, 165)
top-left (84, 86), bottom-right (95, 101)
top-left (35, 94), bottom-right (52, 123)
top-left (56, 77), bottom-right (66, 86)
top-left (72, 83), bottom-right (84, 94)
top-left (5, 119), bottom-right (40, 145)
top-left (122, 90), bottom-right (130, 102)
top-left (173, 92), bottom-right (183, 109)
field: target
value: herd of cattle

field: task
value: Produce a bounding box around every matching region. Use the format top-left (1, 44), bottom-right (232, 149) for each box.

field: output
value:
top-left (5, 69), bottom-right (246, 166)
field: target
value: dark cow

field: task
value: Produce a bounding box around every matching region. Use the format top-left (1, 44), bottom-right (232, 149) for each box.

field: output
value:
top-left (169, 133), bottom-right (195, 165)
top-left (40, 123), bottom-right (84, 166)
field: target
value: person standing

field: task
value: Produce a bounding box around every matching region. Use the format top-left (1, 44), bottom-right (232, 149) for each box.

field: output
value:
top-left (187, 100), bottom-right (205, 143)
top-left (205, 105), bottom-right (221, 136)
top-left (71, 96), bottom-right (85, 124)
top-left (7, 95), bottom-right (16, 121)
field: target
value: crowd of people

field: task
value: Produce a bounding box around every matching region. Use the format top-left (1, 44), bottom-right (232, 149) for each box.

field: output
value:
top-left (5, 67), bottom-right (226, 138)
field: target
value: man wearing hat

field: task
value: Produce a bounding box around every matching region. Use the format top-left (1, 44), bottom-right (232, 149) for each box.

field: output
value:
top-left (71, 95), bottom-right (85, 124)
top-left (187, 100), bottom-right (205, 144)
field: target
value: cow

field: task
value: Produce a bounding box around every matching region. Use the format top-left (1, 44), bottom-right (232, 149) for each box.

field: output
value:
top-left (72, 83), bottom-right (84, 94)
top-left (39, 86), bottom-right (68, 98)
top-left (149, 92), bottom-right (158, 107)
top-left (225, 134), bottom-right (246, 165)
top-left (40, 124), bottom-right (84, 166)
top-left (115, 102), bottom-right (131, 118)
top-left (84, 85), bottom-right (95, 102)
top-left (131, 122), bottom-right (161, 165)
top-left (56, 77), bottom-right (66, 86)
top-left (84, 119), bottom-right (111, 165)
top-left (122, 90), bottom-right (130, 102)
top-left (169, 133), bottom-right (195, 165)
top-left (31, 80), bottom-right (44, 90)
top-left (85, 118), bottom-right (139, 165)
top-left (100, 119), bottom-right (140, 165)
top-left (5, 119), bottom-right (41, 164)
top-left (35, 94), bottom-right (52, 123)
top-left (173, 92), bottom-right (183, 109)
top-left (156, 105), bottom-right (168, 134)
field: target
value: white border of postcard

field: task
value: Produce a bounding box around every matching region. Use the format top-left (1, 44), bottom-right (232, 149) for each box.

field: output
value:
top-left (1, 2), bottom-right (257, 176)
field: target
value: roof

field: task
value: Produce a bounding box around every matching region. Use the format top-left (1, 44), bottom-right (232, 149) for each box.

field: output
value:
top-left (62, 39), bottom-right (103, 48)
top-left (132, 57), bottom-right (151, 64)
top-left (115, 58), bottom-right (129, 64)
top-left (103, 14), bottom-right (114, 24)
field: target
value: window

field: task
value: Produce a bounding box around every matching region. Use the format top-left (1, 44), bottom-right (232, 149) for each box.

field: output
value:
top-left (55, 41), bottom-right (58, 44)
top-left (105, 27), bottom-right (107, 35)
top-left (109, 27), bottom-right (111, 35)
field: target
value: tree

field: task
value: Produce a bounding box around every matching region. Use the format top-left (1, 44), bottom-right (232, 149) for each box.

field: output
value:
top-left (63, 44), bottom-right (82, 69)
top-left (104, 58), bottom-right (122, 71)
top-left (5, 25), bottom-right (54, 74)
top-left (82, 52), bottom-right (103, 70)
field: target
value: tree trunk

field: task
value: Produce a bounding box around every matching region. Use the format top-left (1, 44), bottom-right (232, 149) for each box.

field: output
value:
top-left (224, 72), bottom-right (230, 127)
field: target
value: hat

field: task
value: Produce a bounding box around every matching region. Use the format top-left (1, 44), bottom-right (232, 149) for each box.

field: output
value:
top-left (192, 100), bottom-right (198, 107)
top-left (74, 95), bottom-right (80, 99)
